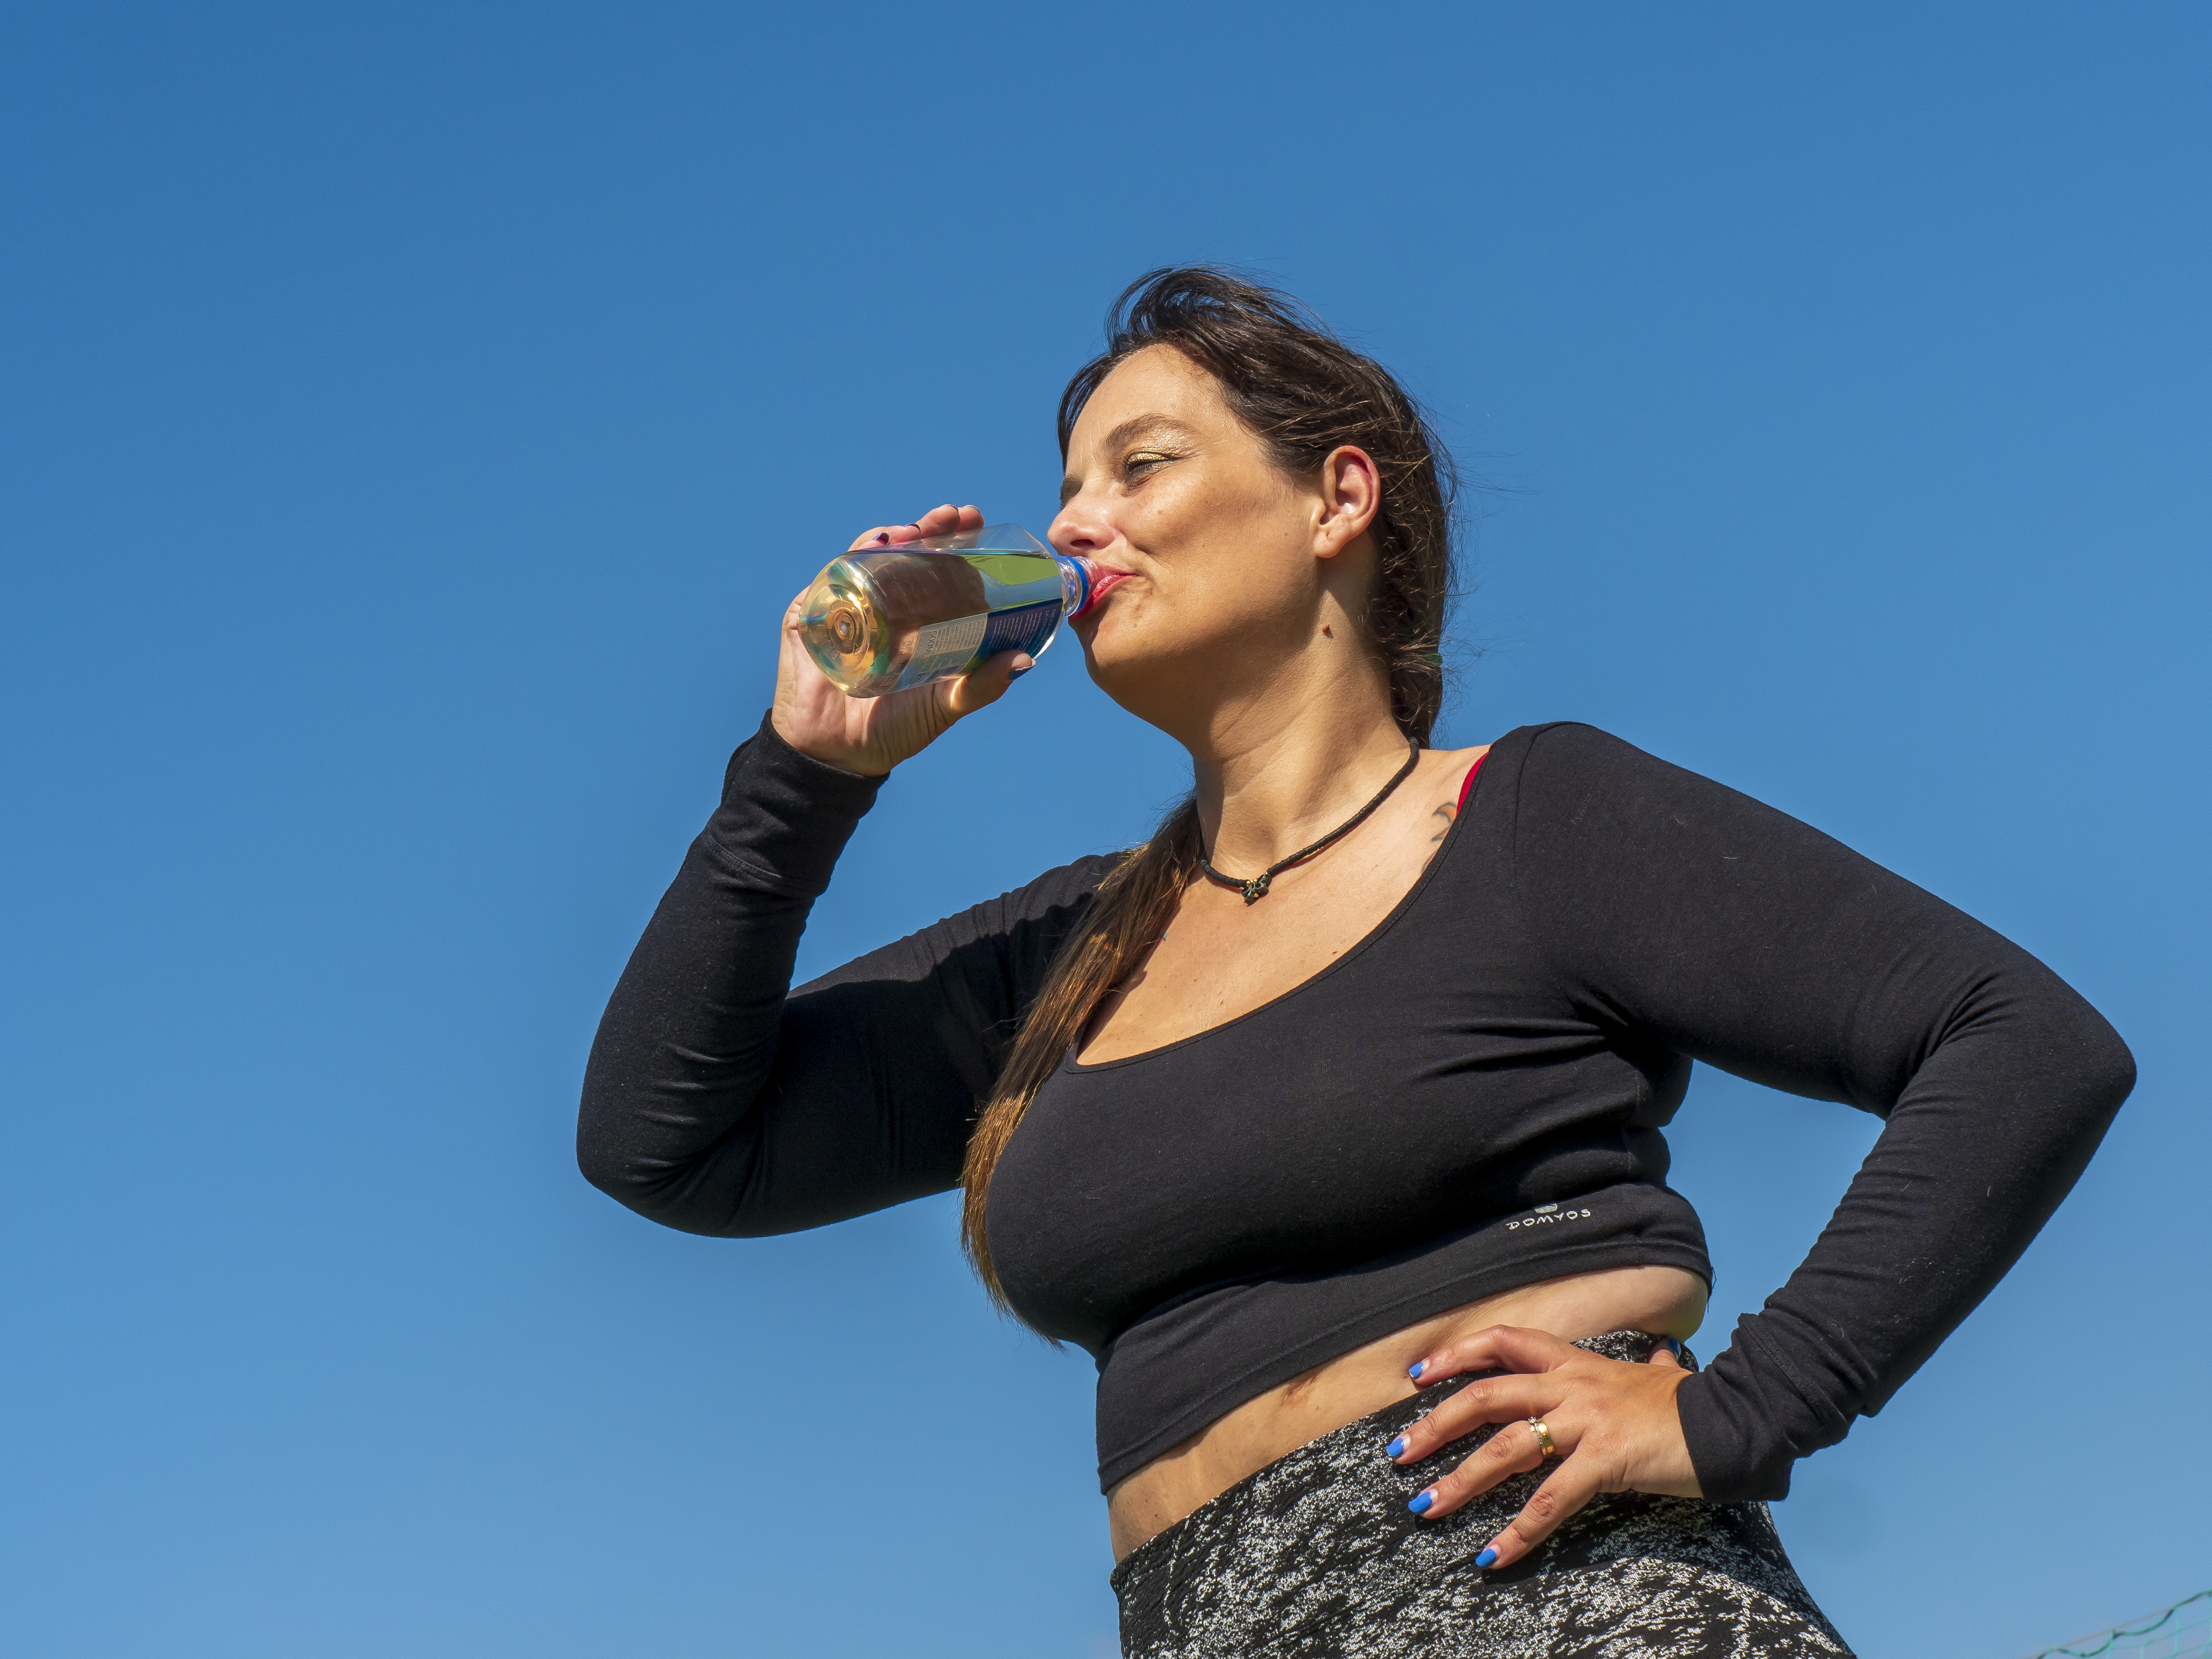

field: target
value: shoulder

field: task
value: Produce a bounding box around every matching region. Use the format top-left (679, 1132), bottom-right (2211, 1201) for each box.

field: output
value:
top-left (1012, 851), bottom-right (1122, 912)
top-left (1499, 721), bottom-right (1656, 769)
top-left (1479, 722), bottom-right (1684, 803)
top-left (948, 850), bottom-right (1122, 946)
top-left (1479, 723), bottom-right (1777, 850)
top-left (826, 851), bottom-right (1123, 993)
top-left (945, 852), bottom-right (1122, 985)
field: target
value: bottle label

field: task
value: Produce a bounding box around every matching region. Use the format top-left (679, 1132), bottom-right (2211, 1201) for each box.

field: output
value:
top-left (903, 600), bottom-right (1061, 688)
top-left (977, 599), bottom-right (1061, 661)
top-left (906, 613), bottom-right (990, 685)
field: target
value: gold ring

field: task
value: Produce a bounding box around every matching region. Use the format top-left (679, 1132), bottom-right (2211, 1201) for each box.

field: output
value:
top-left (1528, 1418), bottom-right (1558, 1459)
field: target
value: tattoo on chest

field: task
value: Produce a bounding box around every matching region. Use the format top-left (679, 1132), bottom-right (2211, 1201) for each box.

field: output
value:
top-left (1422, 799), bottom-right (1457, 865)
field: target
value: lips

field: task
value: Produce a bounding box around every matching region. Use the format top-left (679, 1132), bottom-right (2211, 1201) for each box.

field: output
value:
top-left (1074, 564), bottom-right (1133, 615)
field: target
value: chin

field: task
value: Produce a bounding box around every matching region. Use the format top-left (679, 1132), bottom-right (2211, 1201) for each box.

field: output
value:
top-left (1081, 638), bottom-right (1220, 731)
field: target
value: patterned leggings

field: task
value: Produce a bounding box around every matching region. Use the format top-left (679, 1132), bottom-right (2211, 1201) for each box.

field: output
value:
top-left (1110, 1332), bottom-right (1850, 1658)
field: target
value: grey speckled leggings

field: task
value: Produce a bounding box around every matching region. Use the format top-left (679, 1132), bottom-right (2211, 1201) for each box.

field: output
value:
top-left (1110, 1332), bottom-right (1850, 1659)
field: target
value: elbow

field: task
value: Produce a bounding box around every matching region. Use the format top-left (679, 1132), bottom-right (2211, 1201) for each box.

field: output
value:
top-left (573, 1082), bottom-right (770, 1237)
top-left (574, 1122), bottom-right (627, 1207)
top-left (575, 1039), bottom-right (638, 1207)
top-left (573, 1129), bottom-right (726, 1235)
top-left (574, 1099), bottom-right (645, 1212)
top-left (2063, 975), bottom-right (2136, 1095)
top-left (572, 1074), bottom-right (680, 1223)
top-left (2045, 995), bottom-right (2136, 1137)
top-left (2082, 1017), bottom-right (2137, 1115)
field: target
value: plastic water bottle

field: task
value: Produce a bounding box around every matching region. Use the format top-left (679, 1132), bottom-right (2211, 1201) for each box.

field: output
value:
top-left (798, 524), bottom-right (1118, 696)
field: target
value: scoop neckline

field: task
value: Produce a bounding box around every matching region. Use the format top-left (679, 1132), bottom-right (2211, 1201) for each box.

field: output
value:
top-left (1061, 750), bottom-right (1492, 1075)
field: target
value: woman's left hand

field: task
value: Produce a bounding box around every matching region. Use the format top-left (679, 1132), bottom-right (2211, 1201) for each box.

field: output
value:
top-left (1386, 1326), bottom-right (1703, 1570)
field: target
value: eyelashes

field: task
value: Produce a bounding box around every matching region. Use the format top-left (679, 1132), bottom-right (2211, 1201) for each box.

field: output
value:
top-left (1123, 449), bottom-right (1183, 483)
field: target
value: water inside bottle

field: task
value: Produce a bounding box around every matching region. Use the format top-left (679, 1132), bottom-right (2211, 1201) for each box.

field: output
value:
top-left (799, 525), bottom-right (1084, 696)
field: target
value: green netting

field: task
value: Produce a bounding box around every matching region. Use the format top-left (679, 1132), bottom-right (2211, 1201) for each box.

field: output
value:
top-left (2026, 1589), bottom-right (2212, 1659)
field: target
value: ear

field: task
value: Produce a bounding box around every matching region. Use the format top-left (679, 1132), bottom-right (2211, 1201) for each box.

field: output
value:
top-left (1314, 445), bottom-right (1381, 558)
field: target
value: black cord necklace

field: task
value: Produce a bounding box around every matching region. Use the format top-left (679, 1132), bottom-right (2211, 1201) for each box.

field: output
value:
top-left (1200, 740), bottom-right (1422, 905)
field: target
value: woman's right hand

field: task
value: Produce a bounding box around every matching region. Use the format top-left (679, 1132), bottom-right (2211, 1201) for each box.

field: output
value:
top-left (770, 502), bottom-right (1031, 777)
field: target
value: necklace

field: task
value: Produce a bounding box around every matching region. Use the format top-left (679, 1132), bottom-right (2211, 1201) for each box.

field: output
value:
top-left (1200, 740), bottom-right (1422, 905)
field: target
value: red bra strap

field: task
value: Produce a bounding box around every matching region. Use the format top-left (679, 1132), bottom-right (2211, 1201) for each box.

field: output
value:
top-left (1457, 752), bottom-right (1488, 812)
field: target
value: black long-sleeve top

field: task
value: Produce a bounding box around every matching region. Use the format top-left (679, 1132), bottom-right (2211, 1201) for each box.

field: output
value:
top-left (577, 716), bottom-right (2134, 1499)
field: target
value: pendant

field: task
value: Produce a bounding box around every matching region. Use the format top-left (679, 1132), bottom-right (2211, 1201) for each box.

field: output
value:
top-left (1240, 874), bottom-right (1272, 904)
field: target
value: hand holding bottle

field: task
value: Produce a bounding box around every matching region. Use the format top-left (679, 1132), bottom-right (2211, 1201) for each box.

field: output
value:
top-left (771, 503), bottom-right (1030, 777)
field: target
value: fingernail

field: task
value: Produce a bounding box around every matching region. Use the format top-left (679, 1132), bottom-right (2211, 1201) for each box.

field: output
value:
top-left (1660, 1336), bottom-right (1682, 1357)
top-left (1407, 1361), bottom-right (1426, 1380)
top-left (1007, 666), bottom-right (1030, 681)
top-left (1384, 1436), bottom-right (1406, 1460)
top-left (1476, 1547), bottom-right (1498, 1569)
top-left (1408, 1490), bottom-right (1434, 1516)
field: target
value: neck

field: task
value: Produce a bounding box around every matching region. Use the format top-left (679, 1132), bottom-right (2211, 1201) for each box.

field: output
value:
top-left (1186, 664), bottom-right (1412, 873)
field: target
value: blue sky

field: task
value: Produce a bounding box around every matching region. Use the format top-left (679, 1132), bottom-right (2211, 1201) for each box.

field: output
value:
top-left (2, 5), bottom-right (2205, 1655)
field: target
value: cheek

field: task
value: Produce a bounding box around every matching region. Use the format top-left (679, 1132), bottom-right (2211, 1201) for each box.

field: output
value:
top-left (1134, 472), bottom-right (1305, 588)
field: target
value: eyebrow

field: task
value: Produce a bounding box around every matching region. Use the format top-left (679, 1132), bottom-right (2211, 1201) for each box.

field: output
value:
top-left (1060, 415), bottom-right (1201, 503)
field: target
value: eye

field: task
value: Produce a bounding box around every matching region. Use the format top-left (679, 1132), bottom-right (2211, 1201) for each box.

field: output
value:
top-left (1123, 449), bottom-right (1180, 483)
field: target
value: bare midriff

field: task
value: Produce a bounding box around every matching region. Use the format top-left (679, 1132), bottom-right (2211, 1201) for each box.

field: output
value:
top-left (1105, 1263), bottom-right (1707, 1562)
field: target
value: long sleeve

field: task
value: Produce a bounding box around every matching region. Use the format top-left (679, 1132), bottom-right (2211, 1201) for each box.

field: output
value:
top-left (576, 712), bottom-right (1110, 1237)
top-left (1502, 723), bottom-right (2136, 1500)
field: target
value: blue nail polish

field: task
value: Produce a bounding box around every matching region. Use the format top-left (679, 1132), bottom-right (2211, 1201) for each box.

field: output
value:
top-left (1660, 1336), bottom-right (1682, 1358)
top-left (1385, 1436), bottom-right (1406, 1459)
top-left (1007, 666), bottom-right (1030, 681)
top-left (1476, 1547), bottom-right (1498, 1569)
top-left (1408, 1491), bottom-right (1434, 1516)
top-left (1407, 1361), bottom-right (1426, 1380)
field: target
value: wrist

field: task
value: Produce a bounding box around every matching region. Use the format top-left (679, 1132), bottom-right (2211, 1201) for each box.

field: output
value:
top-left (765, 707), bottom-right (889, 779)
top-left (708, 712), bottom-right (887, 898)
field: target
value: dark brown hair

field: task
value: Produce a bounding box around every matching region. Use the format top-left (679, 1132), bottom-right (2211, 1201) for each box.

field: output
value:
top-left (960, 268), bottom-right (1461, 1305)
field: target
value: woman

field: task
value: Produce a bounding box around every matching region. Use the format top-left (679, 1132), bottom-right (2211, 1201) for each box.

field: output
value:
top-left (577, 270), bottom-right (2134, 1657)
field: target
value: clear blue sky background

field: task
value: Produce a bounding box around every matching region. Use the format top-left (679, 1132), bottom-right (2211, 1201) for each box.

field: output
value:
top-left (2, 6), bottom-right (2205, 1656)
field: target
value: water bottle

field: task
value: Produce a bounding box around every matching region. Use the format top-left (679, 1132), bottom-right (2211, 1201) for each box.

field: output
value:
top-left (798, 524), bottom-right (1119, 696)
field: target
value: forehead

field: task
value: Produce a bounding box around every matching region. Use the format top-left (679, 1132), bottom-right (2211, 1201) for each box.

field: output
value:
top-left (1066, 344), bottom-right (1232, 455)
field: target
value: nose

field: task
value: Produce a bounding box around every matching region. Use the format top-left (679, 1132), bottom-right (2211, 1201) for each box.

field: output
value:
top-left (1049, 494), bottom-right (1113, 557)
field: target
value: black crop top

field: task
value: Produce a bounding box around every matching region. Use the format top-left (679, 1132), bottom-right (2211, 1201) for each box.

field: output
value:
top-left (576, 716), bottom-right (2134, 1501)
